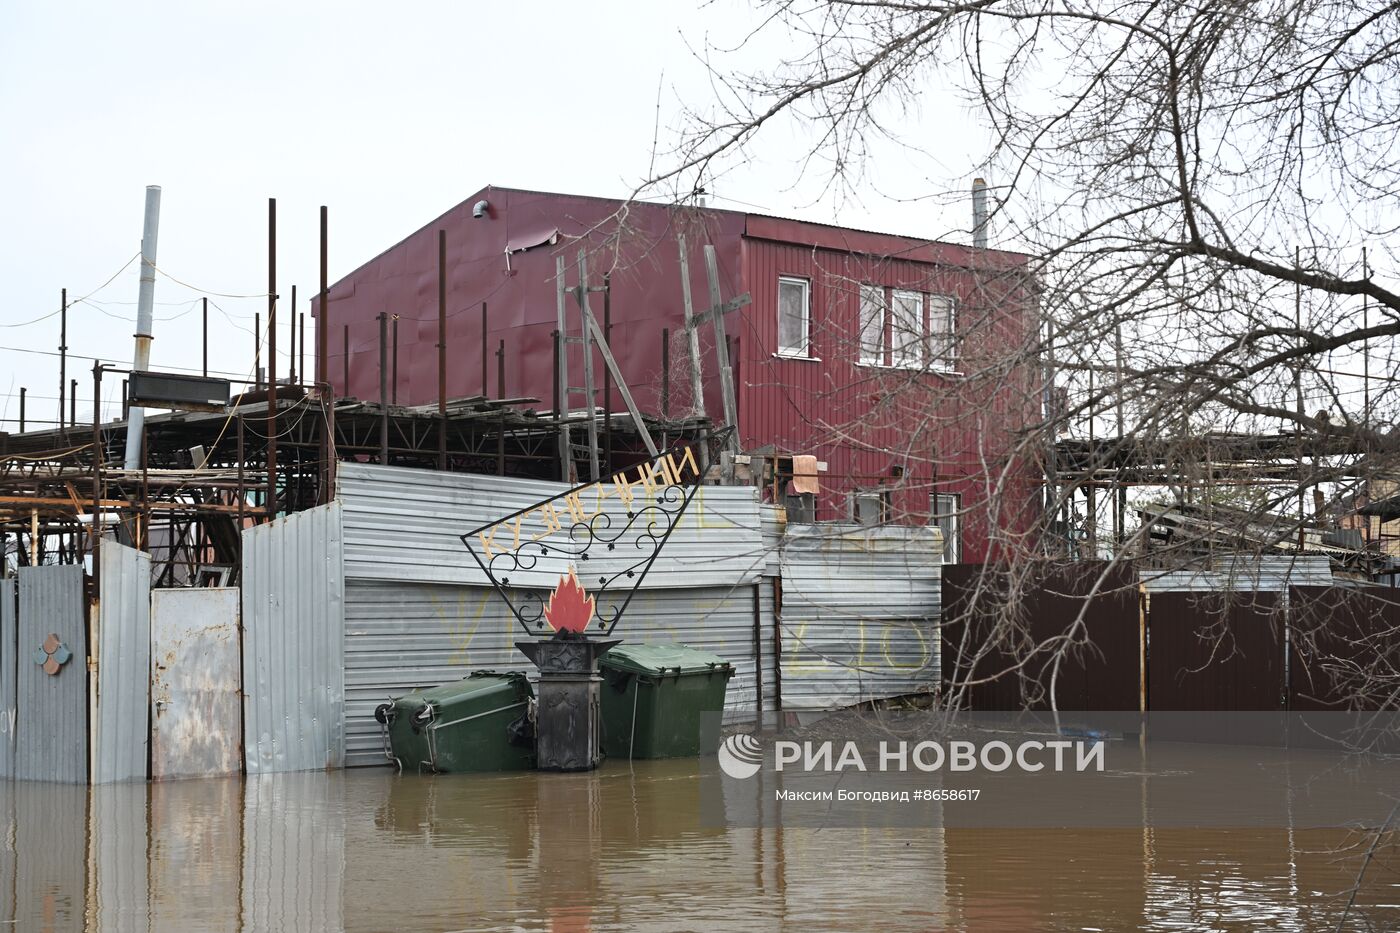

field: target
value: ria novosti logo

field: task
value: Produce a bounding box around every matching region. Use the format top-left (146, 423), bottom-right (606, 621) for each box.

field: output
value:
top-left (718, 734), bottom-right (765, 779)
top-left (716, 733), bottom-right (1106, 780)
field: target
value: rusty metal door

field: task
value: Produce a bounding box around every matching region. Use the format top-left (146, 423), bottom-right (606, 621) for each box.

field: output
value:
top-left (150, 588), bottom-right (241, 779)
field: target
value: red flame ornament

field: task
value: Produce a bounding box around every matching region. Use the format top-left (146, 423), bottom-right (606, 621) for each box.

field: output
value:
top-left (543, 567), bottom-right (597, 633)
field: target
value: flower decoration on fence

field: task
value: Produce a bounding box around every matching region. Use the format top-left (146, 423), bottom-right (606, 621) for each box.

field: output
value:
top-left (32, 633), bottom-right (72, 676)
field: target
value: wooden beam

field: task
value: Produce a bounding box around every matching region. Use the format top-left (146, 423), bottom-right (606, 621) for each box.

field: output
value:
top-left (583, 314), bottom-right (659, 458)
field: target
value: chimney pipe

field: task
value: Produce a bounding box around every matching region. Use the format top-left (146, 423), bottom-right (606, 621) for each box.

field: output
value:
top-left (123, 185), bottom-right (162, 470)
top-left (972, 177), bottom-right (989, 249)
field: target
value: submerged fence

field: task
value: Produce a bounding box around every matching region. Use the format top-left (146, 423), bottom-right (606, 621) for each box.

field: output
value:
top-left (942, 559), bottom-right (1398, 713)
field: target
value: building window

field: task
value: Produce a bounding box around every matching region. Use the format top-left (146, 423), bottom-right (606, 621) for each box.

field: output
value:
top-left (932, 492), bottom-right (961, 563)
top-left (851, 489), bottom-right (892, 525)
top-left (859, 284), bottom-right (886, 364)
top-left (777, 276), bottom-right (811, 357)
top-left (928, 295), bottom-right (956, 370)
top-left (890, 289), bottom-right (924, 368)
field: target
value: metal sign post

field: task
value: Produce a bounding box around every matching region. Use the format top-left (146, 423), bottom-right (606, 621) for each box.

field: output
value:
top-left (461, 434), bottom-right (721, 770)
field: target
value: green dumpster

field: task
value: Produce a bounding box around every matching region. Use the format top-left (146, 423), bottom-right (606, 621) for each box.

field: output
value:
top-left (377, 671), bottom-right (535, 774)
top-left (599, 644), bottom-right (735, 759)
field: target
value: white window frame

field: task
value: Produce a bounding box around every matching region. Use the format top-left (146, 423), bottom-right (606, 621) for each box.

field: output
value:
top-left (777, 276), bottom-right (812, 358)
top-left (927, 294), bottom-right (957, 372)
top-left (932, 492), bottom-right (961, 563)
top-left (889, 289), bottom-right (924, 368)
top-left (858, 283), bottom-right (886, 365)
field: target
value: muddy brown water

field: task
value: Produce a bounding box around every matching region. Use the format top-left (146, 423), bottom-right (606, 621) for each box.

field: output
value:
top-left (0, 756), bottom-right (1396, 932)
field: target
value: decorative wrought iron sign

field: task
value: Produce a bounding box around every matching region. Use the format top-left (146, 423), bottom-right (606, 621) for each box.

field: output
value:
top-left (462, 439), bottom-right (711, 636)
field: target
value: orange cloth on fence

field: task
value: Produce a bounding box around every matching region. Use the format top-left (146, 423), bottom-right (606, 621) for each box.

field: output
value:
top-left (790, 455), bottom-right (820, 495)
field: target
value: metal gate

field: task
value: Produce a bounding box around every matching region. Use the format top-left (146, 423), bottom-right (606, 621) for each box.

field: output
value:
top-left (15, 565), bottom-right (87, 783)
top-left (150, 588), bottom-right (241, 780)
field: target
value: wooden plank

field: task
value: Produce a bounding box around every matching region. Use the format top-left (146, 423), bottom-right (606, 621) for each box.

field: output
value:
top-left (576, 250), bottom-right (602, 482)
top-left (703, 244), bottom-right (741, 457)
top-left (584, 314), bottom-right (659, 458)
top-left (677, 235), bottom-right (706, 418)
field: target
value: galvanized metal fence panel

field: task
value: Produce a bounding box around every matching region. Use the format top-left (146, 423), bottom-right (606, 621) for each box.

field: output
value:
top-left (337, 462), bottom-right (767, 590)
top-left (777, 523), bottom-right (942, 709)
top-left (0, 578), bottom-right (14, 779)
top-left (94, 543), bottom-right (151, 783)
top-left (15, 565), bottom-right (87, 783)
top-left (151, 588), bottom-right (241, 779)
top-left (1142, 555), bottom-right (1332, 592)
top-left (242, 503), bottom-right (346, 774)
top-left (342, 580), bottom-right (778, 767)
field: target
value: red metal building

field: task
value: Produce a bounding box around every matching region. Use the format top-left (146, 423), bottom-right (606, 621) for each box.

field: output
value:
top-left (317, 186), bottom-right (1041, 561)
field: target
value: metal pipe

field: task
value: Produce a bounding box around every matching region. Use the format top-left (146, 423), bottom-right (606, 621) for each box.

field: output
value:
top-left (342, 324), bottom-right (350, 398)
top-left (91, 362), bottom-right (102, 582)
top-left (298, 311), bottom-right (305, 388)
top-left (319, 205), bottom-right (328, 387)
top-left (70, 379), bottom-right (76, 428)
top-left (378, 311), bottom-right (389, 464)
top-left (552, 328), bottom-right (563, 481)
top-left (267, 197), bottom-right (278, 516)
top-left (603, 275), bottom-right (612, 475)
top-left (972, 177), bottom-right (988, 249)
top-left (496, 339), bottom-right (504, 398)
top-left (438, 229), bottom-right (448, 470)
top-left (391, 314), bottom-right (399, 406)
top-left (58, 288), bottom-right (67, 442)
top-left (661, 328), bottom-right (670, 418)
top-left (121, 379), bottom-right (128, 421)
top-left (123, 185), bottom-right (162, 469)
top-left (18, 387), bottom-right (24, 432)
top-left (202, 296), bottom-right (209, 377)
top-left (254, 312), bottom-right (261, 388)
top-left (289, 284), bottom-right (297, 384)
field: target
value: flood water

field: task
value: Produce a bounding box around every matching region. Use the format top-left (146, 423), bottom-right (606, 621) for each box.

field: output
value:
top-left (2, 756), bottom-right (1397, 932)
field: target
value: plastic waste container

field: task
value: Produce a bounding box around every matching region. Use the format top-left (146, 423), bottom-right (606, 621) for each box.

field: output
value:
top-left (376, 671), bottom-right (535, 773)
top-left (599, 644), bottom-right (735, 759)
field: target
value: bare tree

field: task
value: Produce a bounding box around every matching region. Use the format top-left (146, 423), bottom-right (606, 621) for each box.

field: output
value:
top-left (645, 2), bottom-right (1400, 723)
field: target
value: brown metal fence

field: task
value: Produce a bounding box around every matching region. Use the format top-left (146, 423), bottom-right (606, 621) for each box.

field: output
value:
top-left (941, 562), bottom-right (1140, 711)
top-left (944, 564), bottom-right (1396, 713)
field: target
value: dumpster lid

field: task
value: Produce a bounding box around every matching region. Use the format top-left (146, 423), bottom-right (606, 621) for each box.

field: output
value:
top-left (600, 643), bottom-right (732, 676)
top-left (402, 670), bottom-right (531, 704)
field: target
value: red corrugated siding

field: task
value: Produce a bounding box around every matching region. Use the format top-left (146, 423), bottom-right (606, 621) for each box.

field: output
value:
top-left (737, 238), bottom-right (1040, 561)
top-left (316, 187), bottom-right (745, 419)
top-left (317, 187), bottom-right (1041, 561)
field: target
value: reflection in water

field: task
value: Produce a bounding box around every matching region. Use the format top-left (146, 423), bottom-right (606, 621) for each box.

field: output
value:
top-left (0, 755), bottom-right (1392, 931)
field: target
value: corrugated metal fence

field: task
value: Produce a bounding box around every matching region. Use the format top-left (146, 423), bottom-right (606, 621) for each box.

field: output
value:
top-left (242, 503), bottom-right (346, 774)
top-left (15, 565), bottom-right (87, 783)
top-left (0, 578), bottom-right (13, 779)
top-left (94, 542), bottom-right (151, 784)
top-left (778, 524), bottom-right (942, 709)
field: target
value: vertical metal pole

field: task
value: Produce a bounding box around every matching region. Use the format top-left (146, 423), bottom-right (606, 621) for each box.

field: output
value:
top-left (552, 328), bottom-right (565, 482)
top-left (438, 229), bottom-right (448, 470)
top-left (299, 312), bottom-right (305, 387)
top-left (124, 185), bottom-right (161, 469)
top-left (378, 311), bottom-right (389, 465)
top-left (70, 380), bottom-right (77, 429)
top-left (577, 250), bottom-right (601, 482)
top-left (481, 302), bottom-right (489, 398)
top-left (236, 414), bottom-right (245, 529)
top-left (18, 387), bottom-right (24, 432)
top-left (91, 363), bottom-right (102, 578)
top-left (661, 328), bottom-right (671, 418)
top-left (602, 275), bottom-right (612, 476)
top-left (58, 288), bottom-right (67, 441)
top-left (267, 197), bottom-right (278, 517)
top-left (202, 297), bottom-right (209, 377)
top-left (319, 206), bottom-right (329, 387)
top-left (342, 324), bottom-right (350, 398)
top-left (254, 312), bottom-right (262, 388)
top-left (496, 340), bottom-right (505, 397)
top-left (289, 285), bottom-right (297, 384)
top-left (121, 380), bottom-right (128, 421)
top-left (1295, 245), bottom-right (1305, 549)
top-left (391, 315), bottom-right (399, 406)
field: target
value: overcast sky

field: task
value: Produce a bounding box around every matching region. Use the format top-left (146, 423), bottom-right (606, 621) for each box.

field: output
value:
top-left (0, 1), bottom-right (987, 429)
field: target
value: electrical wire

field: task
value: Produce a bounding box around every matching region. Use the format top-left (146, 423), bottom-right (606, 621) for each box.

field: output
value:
top-left (0, 252), bottom-right (140, 328)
